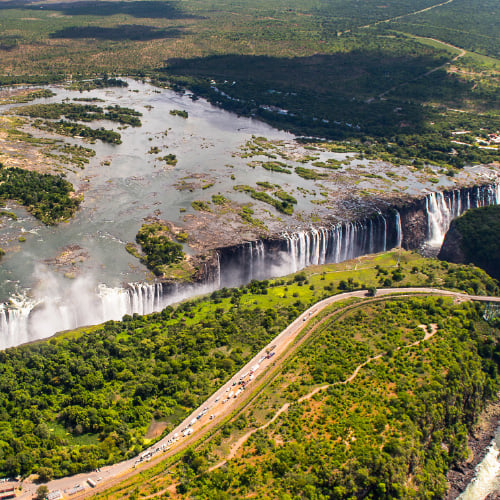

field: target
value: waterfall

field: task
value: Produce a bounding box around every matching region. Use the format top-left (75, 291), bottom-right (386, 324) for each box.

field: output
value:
top-left (0, 295), bottom-right (39, 348)
top-left (1, 184), bottom-right (498, 349)
top-left (395, 211), bottom-right (402, 248)
top-left (426, 191), bottom-right (451, 247)
top-left (425, 184), bottom-right (499, 248)
top-left (0, 279), bottom-right (220, 350)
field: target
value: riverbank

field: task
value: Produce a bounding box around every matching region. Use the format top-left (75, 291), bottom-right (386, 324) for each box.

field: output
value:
top-left (446, 394), bottom-right (500, 499)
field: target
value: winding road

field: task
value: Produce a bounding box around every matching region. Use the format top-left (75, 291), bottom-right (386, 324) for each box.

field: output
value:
top-left (15, 287), bottom-right (500, 499)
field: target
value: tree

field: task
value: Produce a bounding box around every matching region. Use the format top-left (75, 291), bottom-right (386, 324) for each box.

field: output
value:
top-left (36, 485), bottom-right (49, 500)
top-left (36, 467), bottom-right (54, 483)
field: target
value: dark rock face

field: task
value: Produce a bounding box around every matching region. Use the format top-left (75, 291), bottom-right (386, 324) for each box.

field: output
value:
top-left (399, 199), bottom-right (427, 250)
top-left (215, 183), bottom-right (499, 288)
top-left (438, 204), bottom-right (500, 280)
top-left (438, 222), bottom-right (467, 264)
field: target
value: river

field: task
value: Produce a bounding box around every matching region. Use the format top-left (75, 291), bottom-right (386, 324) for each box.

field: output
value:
top-left (458, 427), bottom-right (500, 499)
top-left (0, 79), bottom-right (498, 352)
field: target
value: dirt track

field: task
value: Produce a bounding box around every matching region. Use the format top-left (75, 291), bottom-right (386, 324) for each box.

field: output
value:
top-left (16, 288), bottom-right (500, 499)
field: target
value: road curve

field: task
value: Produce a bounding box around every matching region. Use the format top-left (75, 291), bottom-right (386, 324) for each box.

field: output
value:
top-left (16, 288), bottom-right (500, 498)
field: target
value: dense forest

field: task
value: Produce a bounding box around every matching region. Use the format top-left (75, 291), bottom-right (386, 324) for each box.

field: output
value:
top-left (0, 164), bottom-right (79, 224)
top-left (0, 251), bottom-right (497, 480)
top-left (172, 297), bottom-right (500, 499)
top-left (135, 222), bottom-right (185, 276)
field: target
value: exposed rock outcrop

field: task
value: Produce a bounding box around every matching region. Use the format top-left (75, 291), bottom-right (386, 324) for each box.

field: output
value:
top-left (438, 222), bottom-right (466, 264)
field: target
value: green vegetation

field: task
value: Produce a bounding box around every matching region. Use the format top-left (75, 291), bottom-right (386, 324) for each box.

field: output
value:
top-left (274, 189), bottom-right (297, 205)
top-left (256, 181), bottom-right (277, 189)
top-left (169, 109), bottom-right (188, 118)
top-left (295, 166), bottom-right (328, 180)
top-left (0, 210), bottom-right (17, 220)
top-left (211, 194), bottom-right (228, 205)
top-left (191, 200), bottom-right (212, 212)
top-left (35, 120), bottom-right (122, 144)
top-left (16, 102), bottom-right (142, 127)
top-left (238, 204), bottom-right (267, 229)
top-left (440, 205), bottom-right (500, 280)
top-left (313, 158), bottom-right (343, 169)
top-left (73, 97), bottom-right (105, 103)
top-left (175, 232), bottom-right (189, 243)
top-left (159, 154), bottom-right (177, 166)
top-left (135, 223), bottom-right (185, 276)
top-left (0, 250), bottom-right (497, 481)
top-left (234, 185), bottom-right (294, 215)
top-left (0, 163), bottom-right (79, 224)
top-left (174, 296), bottom-right (500, 498)
top-left (260, 161), bottom-right (292, 174)
top-left (48, 143), bottom-right (96, 168)
top-left (66, 77), bottom-right (128, 91)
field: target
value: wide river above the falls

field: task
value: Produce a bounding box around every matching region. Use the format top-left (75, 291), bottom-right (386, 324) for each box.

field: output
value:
top-left (0, 79), bottom-right (297, 299)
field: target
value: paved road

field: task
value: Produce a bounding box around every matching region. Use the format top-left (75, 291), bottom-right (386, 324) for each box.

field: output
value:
top-left (16, 288), bottom-right (500, 498)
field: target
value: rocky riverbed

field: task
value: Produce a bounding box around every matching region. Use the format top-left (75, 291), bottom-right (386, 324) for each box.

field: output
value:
top-left (446, 396), bottom-right (500, 499)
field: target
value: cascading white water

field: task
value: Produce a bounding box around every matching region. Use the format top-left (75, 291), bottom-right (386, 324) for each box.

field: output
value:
top-left (395, 211), bottom-right (402, 248)
top-left (280, 213), bottom-right (393, 275)
top-left (458, 427), bottom-right (500, 500)
top-left (0, 295), bottom-right (39, 348)
top-left (426, 191), bottom-right (452, 247)
top-left (0, 279), bottom-right (221, 350)
top-left (247, 239), bottom-right (266, 281)
top-left (2, 184), bottom-right (498, 350)
top-left (425, 184), bottom-right (499, 249)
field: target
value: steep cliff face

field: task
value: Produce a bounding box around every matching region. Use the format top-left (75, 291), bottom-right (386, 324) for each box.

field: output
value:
top-left (399, 198), bottom-right (427, 250)
top-left (438, 223), bottom-right (466, 264)
top-left (0, 183), bottom-right (498, 350)
top-left (438, 205), bottom-right (500, 280)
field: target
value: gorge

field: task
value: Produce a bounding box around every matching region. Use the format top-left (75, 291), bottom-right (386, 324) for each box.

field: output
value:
top-left (1, 182), bottom-right (498, 350)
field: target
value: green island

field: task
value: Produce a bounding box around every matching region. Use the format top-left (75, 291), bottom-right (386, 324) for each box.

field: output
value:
top-left (169, 109), bottom-right (189, 119)
top-left (0, 163), bottom-right (80, 225)
top-left (66, 77), bottom-right (128, 92)
top-left (132, 222), bottom-right (185, 277)
top-left (159, 154), bottom-right (177, 166)
top-left (234, 184), bottom-right (295, 215)
top-left (0, 251), bottom-right (498, 483)
top-left (34, 120), bottom-right (122, 144)
top-left (15, 103), bottom-right (142, 127)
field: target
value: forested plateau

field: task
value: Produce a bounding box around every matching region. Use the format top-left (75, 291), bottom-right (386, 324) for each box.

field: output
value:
top-left (0, 251), bottom-right (498, 488)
